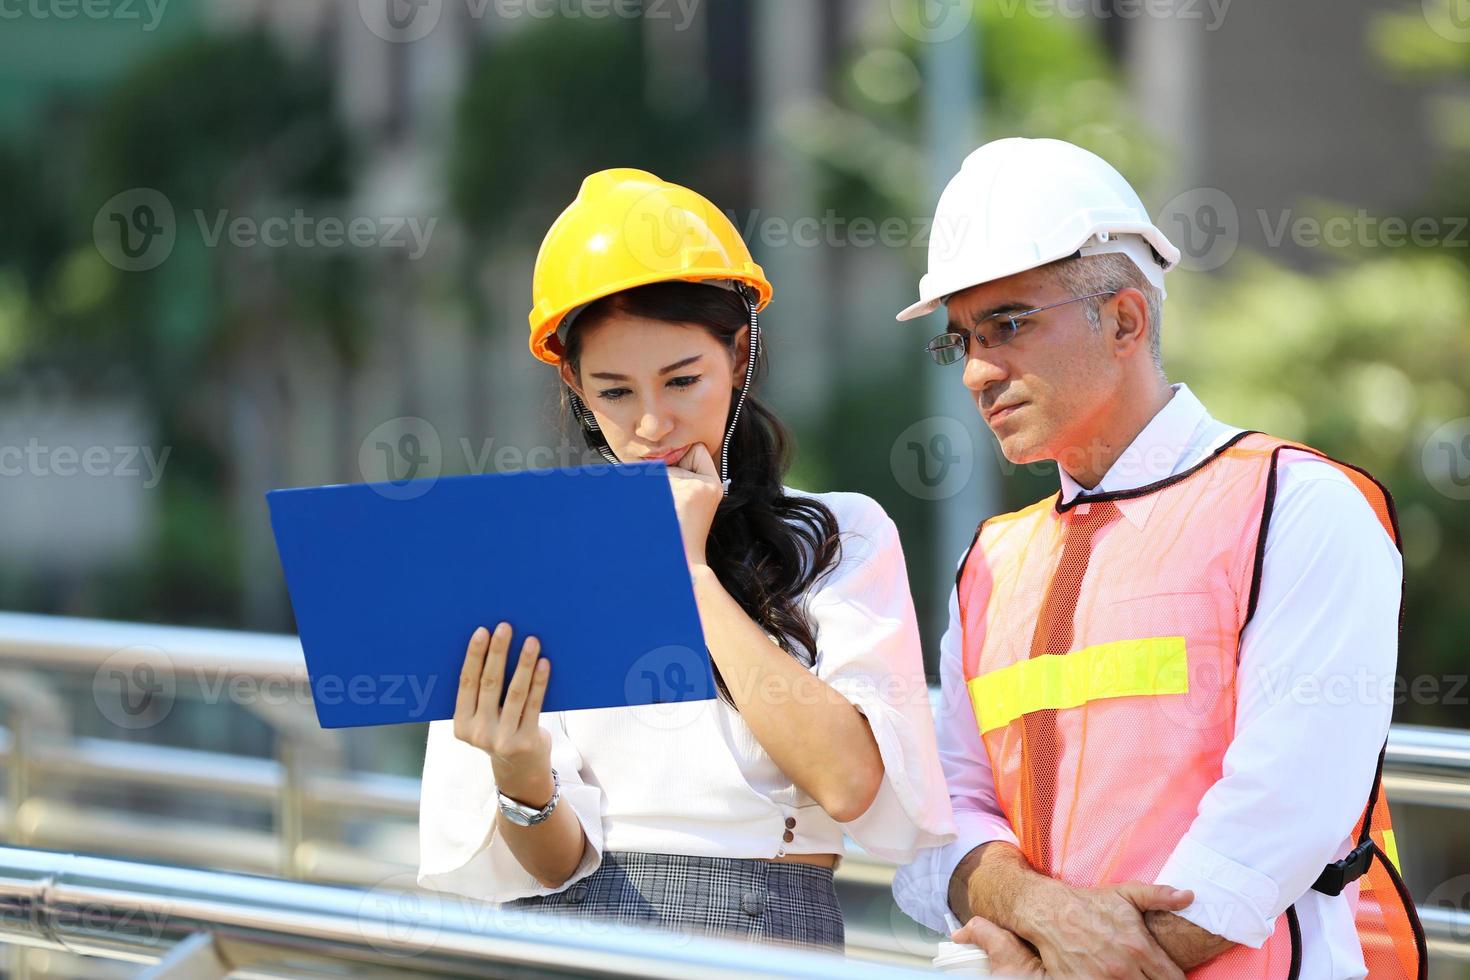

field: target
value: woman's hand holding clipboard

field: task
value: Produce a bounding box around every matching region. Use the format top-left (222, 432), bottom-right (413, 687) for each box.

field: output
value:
top-left (453, 622), bottom-right (553, 806)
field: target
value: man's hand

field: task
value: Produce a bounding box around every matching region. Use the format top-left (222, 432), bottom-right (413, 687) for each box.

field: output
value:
top-left (1144, 908), bottom-right (1236, 971)
top-left (954, 844), bottom-right (1199, 980)
top-left (953, 916), bottom-right (1048, 977)
top-left (1017, 881), bottom-right (1194, 980)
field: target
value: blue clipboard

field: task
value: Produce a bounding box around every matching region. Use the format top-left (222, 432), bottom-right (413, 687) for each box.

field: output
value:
top-left (265, 461), bottom-right (715, 729)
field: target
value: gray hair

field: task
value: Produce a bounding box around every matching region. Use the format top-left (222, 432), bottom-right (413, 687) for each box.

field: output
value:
top-left (1042, 252), bottom-right (1165, 372)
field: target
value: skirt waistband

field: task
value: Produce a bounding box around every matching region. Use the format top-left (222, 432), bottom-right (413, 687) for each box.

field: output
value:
top-left (603, 850), bottom-right (836, 879)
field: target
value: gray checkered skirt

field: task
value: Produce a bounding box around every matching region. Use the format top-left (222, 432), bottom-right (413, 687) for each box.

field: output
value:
top-left (505, 851), bottom-right (844, 952)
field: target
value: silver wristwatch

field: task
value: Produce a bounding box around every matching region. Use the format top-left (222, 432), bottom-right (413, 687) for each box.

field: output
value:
top-left (497, 769), bottom-right (561, 827)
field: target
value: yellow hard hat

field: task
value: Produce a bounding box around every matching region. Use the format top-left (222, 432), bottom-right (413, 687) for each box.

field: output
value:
top-left (528, 168), bottom-right (773, 365)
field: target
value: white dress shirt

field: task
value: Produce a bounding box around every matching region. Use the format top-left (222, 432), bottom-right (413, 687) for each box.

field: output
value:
top-left (893, 383), bottom-right (1400, 980)
top-left (420, 488), bottom-right (957, 904)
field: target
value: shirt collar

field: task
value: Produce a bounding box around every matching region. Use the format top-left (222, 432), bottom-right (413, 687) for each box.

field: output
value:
top-left (1057, 383), bottom-right (1212, 527)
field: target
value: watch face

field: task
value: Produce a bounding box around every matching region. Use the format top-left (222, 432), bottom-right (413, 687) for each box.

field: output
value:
top-left (499, 805), bottom-right (532, 827)
top-left (497, 771), bottom-right (558, 827)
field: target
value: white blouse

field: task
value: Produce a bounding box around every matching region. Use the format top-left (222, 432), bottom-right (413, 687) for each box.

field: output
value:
top-left (418, 488), bottom-right (957, 904)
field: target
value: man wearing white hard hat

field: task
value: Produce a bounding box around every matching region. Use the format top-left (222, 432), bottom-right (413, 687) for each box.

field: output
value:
top-left (891, 138), bottom-right (1424, 979)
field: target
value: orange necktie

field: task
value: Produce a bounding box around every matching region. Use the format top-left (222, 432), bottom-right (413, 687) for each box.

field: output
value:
top-left (1018, 498), bottom-right (1121, 872)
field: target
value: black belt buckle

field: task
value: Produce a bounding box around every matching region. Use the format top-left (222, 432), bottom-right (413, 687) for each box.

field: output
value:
top-left (1312, 839), bottom-right (1375, 897)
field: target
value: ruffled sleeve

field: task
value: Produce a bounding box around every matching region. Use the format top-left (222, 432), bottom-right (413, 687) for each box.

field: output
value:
top-left (417, 714), bottom-right (606, 903)
top-left (805, 493), bottom-right (957, 863)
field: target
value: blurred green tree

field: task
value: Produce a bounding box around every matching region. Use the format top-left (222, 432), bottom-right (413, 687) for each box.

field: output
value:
top-left (447, 19), bottom-right (723, 433)
top-left (2, 31), bottom-right (357, 626)
top-left (793, 8), bottom-right (1161, 661)
top-left (450, 20), bottom-right (718, 241)
top-left (1168, 255), bottom-right (1470, 725)
top-left (1157, 0), bottom-right (1470, 725)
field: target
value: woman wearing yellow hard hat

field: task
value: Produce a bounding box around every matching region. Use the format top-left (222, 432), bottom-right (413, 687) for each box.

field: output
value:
top-left (417, 169), bottom-right (955, 952)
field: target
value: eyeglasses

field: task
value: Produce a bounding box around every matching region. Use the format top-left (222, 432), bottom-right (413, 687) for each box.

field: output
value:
top-left (924, 291), bottom-right (1117, 365)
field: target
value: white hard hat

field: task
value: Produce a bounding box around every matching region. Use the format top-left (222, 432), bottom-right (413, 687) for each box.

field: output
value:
top-left (896, 137), bottom-right (1181, 321)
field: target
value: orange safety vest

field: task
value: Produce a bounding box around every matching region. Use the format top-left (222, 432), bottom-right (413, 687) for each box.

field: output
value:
top-left (957, 431), bottom-right (1425, 979)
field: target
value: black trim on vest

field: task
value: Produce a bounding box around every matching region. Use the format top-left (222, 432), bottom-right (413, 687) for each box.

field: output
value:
top-left (1238, 441), bottom-right (1423, 976)
top-left (1374, 838), bottom-right (1430, 980)
top-left (1256, 442), bottom-right (1407, 639)
top-left (1361, 743), bottom-right (1387, 842)
top-left (954, 516), bottom-right (997, 593)
top-left (1241, 438), bottom-right (1405, 649)
top-left (1052, 429), bottom-right (1260, 513)
top-left (1238, 443), bottom-right (1282, 656)
top-left (963, 432), bottom-right (1423, 977)
top-left (1286, 904), bottom-right (1302, 980)
top-left (1302, 443), bottom-right (1408, 636)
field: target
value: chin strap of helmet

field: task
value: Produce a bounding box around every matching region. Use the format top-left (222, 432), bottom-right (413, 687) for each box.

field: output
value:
top-left (569, 390), bottom-right (621, 465)
top-left (718, 288), bottom-right (760, 496)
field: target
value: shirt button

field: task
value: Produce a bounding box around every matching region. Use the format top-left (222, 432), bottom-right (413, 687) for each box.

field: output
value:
top-left (740, 890), bottom-right (765, 917)
top-left (782, 830), bottom-right (794, 843)
top-left (784, 817), bottom-right (796, 829)
top-left (566, 883), bottom-right (588, 905)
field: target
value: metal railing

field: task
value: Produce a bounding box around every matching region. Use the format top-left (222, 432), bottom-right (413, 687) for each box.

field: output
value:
top-left (0, 845), bottom-right (937, 978)
top-left (0, 610), bottom-right (1467, 975)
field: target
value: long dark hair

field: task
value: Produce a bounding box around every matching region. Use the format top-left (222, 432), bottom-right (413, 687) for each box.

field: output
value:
top-left (560, 282), bottom-right (843, 705)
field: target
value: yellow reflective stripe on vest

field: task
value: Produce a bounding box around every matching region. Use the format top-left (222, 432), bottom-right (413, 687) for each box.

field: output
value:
top-left (1381, 829), bottom-right (1401, 871)
top-left (1359, 829), bottom-right (1401, 893)
top-left (968, 637), bottom-right (1189, 734)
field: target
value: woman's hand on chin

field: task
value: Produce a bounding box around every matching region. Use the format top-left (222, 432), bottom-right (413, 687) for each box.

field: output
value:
top-left (666, 442), bottom-right (722, 566)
